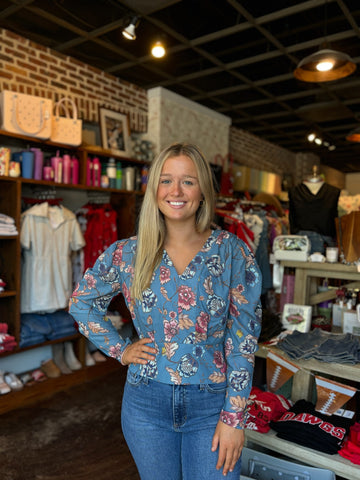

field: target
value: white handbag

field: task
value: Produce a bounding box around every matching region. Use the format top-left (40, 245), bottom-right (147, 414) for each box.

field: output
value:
top-left (50, 97), bottom-right (82, 146)
top-left (0, 90), bottom-right (52, 139)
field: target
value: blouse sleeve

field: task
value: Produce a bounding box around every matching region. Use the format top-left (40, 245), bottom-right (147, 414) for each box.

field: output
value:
top-left (220, 237), bottom-right (262, 429)
top-left (68, 239), bottom-right (133, 363)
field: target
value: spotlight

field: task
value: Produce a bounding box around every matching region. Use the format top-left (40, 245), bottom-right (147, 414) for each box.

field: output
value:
top-left (314, 137), bottom-right (322, 145)
top-left (122, 16), bottom-right (139, 40)
top-left (151, 40), bottom-right (166, 58)
top-left (307, 133), bottom-right (316, 142)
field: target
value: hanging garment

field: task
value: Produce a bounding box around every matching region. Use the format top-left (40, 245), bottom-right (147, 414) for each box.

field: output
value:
top-left (289, 182), bottom-right (340, 238)
top-left (77, 203), bottom-right (118, 271)
top-left (20, 202), bottom-right (85, 313)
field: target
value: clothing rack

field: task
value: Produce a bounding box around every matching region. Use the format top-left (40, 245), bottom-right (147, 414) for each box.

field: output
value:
top-left (22, 186), bottom-right (63, 208)
top-left (86, 190), bottom-right (111, 204)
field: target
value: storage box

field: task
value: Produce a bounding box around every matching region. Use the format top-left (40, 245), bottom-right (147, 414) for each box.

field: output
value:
top-left (241, 447), bottom-right (335, 480)
top-left (273, 235), bottom-right (310, 262)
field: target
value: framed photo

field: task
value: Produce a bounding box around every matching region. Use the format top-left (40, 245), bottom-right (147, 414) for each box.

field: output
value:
top-left (99, 107), bottom-right (130, 156)
top-left (282, 303), bottom-right (312, 333)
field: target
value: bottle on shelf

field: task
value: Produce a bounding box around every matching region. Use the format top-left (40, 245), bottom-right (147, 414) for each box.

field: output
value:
top-left (30, 147), bottom-right (43, 180)
top-left (63, 154), bottom-right (71, 184)
top-left (71, 156), bottom-right (79, 185)
top-left (92, 157), bottom-right (101, 187)
top-left (101, 163), bottom-right (109, 188)
top-left (86, 156), bottom-right (93, 186)
top-left (116, 162), bottom-right (123, 189)
top-left (52, 150), bottom-right (63, 183)
top-left (107, 158), bottom-right (116, 189)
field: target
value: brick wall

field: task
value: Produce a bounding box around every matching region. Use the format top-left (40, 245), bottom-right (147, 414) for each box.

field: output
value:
top-left (0, 28), bottom-right (148, 132)
top-left (229, 126), bottom-right (343, 187)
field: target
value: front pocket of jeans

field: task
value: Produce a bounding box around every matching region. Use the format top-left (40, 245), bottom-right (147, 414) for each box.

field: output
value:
top-left (205, 382), bottom-right (226, 394)
top-left (127, 370), bottom-right (146, 387)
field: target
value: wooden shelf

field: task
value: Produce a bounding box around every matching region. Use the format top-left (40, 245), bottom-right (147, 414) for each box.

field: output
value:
top-left (0, 358), bottom-right (123, 415)
top-left (0, 129), bottom-right (142, 411)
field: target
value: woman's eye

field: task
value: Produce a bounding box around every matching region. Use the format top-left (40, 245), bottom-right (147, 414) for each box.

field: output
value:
top-left (184, 180), bottom-right (193, 185)
top-left (160, 179), bottom-right (171, 184)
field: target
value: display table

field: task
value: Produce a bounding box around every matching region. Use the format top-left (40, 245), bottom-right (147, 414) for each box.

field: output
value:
top-left (245, 430), bottom-right (359, 480)
top-left (251, 345), bottom-right (360, 479)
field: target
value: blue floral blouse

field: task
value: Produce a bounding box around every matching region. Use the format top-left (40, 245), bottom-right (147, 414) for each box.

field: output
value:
top-left (69, 229), bottom-right (262, 429)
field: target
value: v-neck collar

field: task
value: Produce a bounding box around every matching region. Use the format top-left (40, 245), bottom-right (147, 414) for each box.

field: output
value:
top-left (163, 229), bottom-right (217, 277)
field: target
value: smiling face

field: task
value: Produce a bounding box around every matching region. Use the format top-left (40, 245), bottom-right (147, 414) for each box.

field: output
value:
top-left (156, 154), bottom-right (203, 226)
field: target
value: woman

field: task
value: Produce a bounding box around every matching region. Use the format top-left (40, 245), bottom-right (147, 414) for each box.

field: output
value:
top-left (69, 143), bottom-right (262, 479)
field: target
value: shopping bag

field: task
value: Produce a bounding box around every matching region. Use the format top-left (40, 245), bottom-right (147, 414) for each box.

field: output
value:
top-left (0, 90), bottom-right (52, 139)
top-left (214, 153), bottom-right (234, 195)
top-left (50, 97), bottom-right (82, 146)
top-left (335, 211), bottom-right (360, 263)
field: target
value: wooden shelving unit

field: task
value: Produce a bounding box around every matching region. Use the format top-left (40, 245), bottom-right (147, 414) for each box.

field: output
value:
top-left (0, 129), bottom-right (146, 412)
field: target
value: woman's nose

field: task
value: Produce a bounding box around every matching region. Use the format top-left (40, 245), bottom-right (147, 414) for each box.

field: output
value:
top-left (170, 181), bottom-right (182, 195)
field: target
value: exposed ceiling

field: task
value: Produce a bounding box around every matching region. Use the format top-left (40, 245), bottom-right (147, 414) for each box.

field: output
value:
top-left (1, 0), bottom-right (360, 172)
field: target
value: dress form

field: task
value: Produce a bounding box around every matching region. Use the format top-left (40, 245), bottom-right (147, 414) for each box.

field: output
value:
top-left (302, 165), bottom-right (324, 195)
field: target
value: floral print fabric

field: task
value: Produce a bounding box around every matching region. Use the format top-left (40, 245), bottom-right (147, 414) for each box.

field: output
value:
top-left (69, 229), bottom-right (262, 429)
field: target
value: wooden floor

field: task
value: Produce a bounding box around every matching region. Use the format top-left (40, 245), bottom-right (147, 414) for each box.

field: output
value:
top-left (0, 366), bottom-right (140, 480)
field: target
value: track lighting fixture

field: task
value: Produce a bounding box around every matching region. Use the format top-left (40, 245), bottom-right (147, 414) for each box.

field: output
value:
top-left (122, 16), bottom-right (139, 40)
top-left (307, 132), bottom-right (336, 150)
top-left (294, 48), bottom-right (356, 82)
top-left (151, 40), bottom-right (166, 58)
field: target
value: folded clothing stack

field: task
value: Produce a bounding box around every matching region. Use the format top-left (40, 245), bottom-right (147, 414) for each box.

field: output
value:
top-left (278, 328), bottom-right (360, 364)
top-left (0, 213), bottom-right (18, 236)
top-left (339, 422), bottom-right (360, 464)
top-left (0, 323), bottom-right (17, 352)
top-left (245, 386), bottom-right (292, 433)
top-left (270, 399), bottom-right (354, 454)
top-left (20, 310), bottom-right (77, 348)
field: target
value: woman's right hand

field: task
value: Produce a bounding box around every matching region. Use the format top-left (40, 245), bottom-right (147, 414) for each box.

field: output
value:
top-left (121, 337), bottom-right (157, 365)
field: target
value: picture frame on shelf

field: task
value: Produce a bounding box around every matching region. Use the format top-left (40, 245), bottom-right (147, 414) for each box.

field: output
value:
top-left (282, 303), bottom-right (312, 333)
top-left (99, 107), bottom-right (130, 156)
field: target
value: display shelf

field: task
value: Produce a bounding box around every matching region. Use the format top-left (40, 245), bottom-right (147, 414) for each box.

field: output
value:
top-left (0, 357), bottom-right (123, 415)
top-left (0, 131), bottom-right (143, 410)
top-left (245, 430), bottom-right (359, 480)
top-left (280, 260), bottom-right (360, 305)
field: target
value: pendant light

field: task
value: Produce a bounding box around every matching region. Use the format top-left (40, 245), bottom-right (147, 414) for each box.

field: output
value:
top-left (151, 40), bottom-right (166, 58)
top-left (346, 127), bottom-right (360, 143)
top-left (294, 48), bottom-right (356, 82)
top-left (293, 0), bottom-right (356, 82)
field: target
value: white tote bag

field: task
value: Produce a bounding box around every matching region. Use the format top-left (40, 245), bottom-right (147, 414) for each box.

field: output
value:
top-left (50, 97), bottom-right (82, 146)
top-left (0, 90), bottom-right (52, 139)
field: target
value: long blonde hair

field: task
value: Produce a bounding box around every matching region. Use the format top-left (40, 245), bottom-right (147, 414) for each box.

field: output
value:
top-left (131, 143), bottom-right (216, 300)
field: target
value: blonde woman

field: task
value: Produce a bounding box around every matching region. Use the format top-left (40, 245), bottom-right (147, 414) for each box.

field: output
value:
top-left (69, 143), bottom-right (262, 479)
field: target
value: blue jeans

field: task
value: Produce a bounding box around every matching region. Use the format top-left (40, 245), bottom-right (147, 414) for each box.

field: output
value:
top-left (121, 371), bottom-right (242, 480)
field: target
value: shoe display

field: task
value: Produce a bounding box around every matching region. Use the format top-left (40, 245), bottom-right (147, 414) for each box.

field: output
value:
top-left (31, 369), bottom-right (47, 382)
top-left (19, 372), bottom-right (35, 386)
top-left (4, 372), bottom-right (23, 391)
top-left (41, 358), bottom-right (61, 378)
top-left (52, 343), bottom-right (73, 374)
top-left (64, 341), bottom-right (82, 370)
top-left (92, 350), bottom-right (107, 363)
top-left (0, 370), bottom-right (11, 394)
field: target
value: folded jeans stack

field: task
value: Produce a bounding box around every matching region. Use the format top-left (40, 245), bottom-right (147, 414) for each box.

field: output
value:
top-left (20, 310), bottom-right (77, 348)
top-left (278, 328), bottom-right (360, 364)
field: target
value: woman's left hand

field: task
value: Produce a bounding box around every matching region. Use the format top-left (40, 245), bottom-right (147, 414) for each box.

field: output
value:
top-left (211, 420), bottom-right (245, 476)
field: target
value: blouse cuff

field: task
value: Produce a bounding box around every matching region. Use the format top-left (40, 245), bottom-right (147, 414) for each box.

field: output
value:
top-left (219, 407), bottom-right (248, 430)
